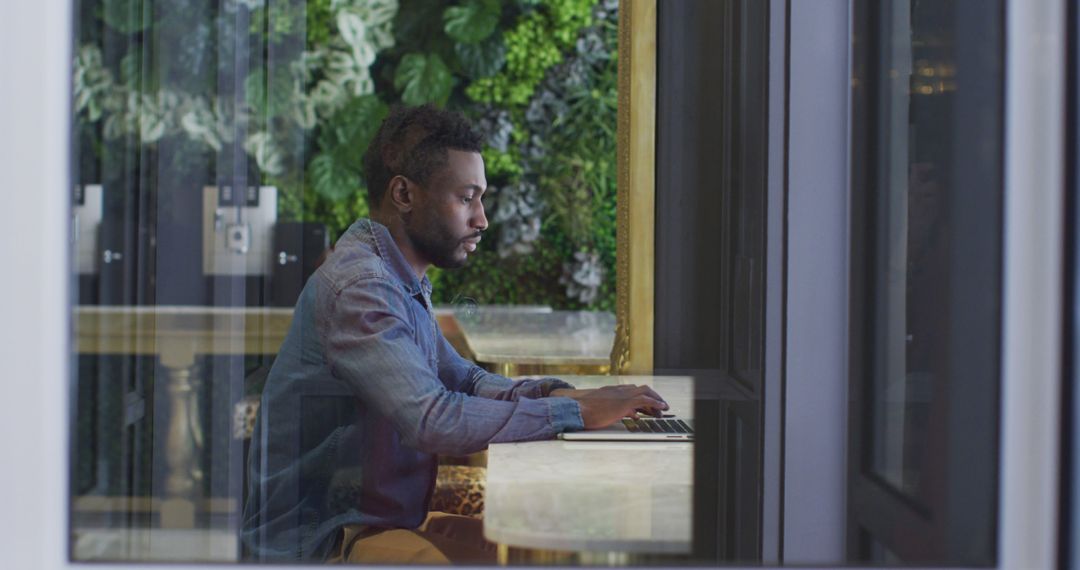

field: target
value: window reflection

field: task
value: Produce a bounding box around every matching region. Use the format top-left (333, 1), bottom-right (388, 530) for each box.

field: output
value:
top-left (69, 0), bottom-right (651, 564)
top-left (868, 0), bottom-right (960, 498)
top-left (850, 0), bottom-right (1003, 564)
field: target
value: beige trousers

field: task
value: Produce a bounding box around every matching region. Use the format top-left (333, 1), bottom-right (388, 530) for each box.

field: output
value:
top-left (330, 512), bottom-right (497, 565)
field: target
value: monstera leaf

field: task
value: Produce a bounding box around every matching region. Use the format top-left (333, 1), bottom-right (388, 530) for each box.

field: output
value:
top-left (395, 0), bottom-right (446, 47)
top-left (318, 95), bottom-right (388, 171)
top-left (443, 0), bottom-right (501, 44)
top-left (394, 53), bottom-right (453, 106)
top-left (455, 33), bottom-right (507, 79)
top-left (309, 153), bottom-right (362, 201)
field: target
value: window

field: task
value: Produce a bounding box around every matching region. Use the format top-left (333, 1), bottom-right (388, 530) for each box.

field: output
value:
top-left (848, 0), bottom-right (1004, 564)
top-left (68, 0), bottom-right (634, 563)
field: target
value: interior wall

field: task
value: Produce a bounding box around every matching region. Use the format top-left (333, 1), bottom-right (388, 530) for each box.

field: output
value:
top-left (0, 1), bottom-right (73, 568)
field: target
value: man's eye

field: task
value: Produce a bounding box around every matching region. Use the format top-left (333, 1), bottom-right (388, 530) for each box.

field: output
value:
top-left (462, 197), bottom-right (473, 204)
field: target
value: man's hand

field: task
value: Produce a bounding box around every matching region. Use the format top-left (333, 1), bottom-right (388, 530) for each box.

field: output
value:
top-left (550, 384), bottom-right (668, 429)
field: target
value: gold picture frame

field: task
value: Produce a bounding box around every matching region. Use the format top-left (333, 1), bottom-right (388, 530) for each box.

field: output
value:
top-left (611, 0), bottom-right (657, 374)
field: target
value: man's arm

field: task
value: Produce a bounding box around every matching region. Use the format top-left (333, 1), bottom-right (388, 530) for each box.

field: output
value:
top-left (433, 322), bottom-right (671, 427)
top-left (322, 277), bottom-right (582, 455)
top-left (435, 332), bottom-right (575, 400)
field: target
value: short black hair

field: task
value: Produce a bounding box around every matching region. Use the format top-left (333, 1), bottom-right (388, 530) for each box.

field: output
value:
top-left (362, 104), bottom-right (484, 206)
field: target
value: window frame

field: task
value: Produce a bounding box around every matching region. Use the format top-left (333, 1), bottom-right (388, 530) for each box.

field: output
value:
top-left (0, 0), bottom-right (1068, 568)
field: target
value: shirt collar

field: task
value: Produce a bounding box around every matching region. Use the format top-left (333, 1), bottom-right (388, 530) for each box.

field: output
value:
top-left (349, 218), bottom-right (432, 298)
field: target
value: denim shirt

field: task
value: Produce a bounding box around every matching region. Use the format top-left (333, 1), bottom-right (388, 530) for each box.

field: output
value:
top-left (241, 219), bottom-right (583, 561)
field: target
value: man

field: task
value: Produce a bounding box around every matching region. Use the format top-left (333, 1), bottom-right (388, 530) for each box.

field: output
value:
top-left (242, 105), bottom-right (666, 564)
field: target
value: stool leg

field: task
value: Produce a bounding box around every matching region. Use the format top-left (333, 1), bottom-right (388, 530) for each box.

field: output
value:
top-left (160, 358), bottom-right (201, 529)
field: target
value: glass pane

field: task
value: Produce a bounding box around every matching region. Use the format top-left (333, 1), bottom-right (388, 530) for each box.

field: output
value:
top-left (859, 529), bottom-right (904, 564)
top-left (865, 0), bottom-right (1000, 504)
top-left (867, 0), bottom-right (957, 497)
top-left (69, 0), bottom-right (655, 565)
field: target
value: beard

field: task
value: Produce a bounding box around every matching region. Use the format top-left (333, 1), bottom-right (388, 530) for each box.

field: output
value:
top-left (403, 211), bottom-right (470, 269)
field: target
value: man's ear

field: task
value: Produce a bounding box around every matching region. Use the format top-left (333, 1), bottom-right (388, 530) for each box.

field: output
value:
top-left (387, 175), bottom-right (414, 213)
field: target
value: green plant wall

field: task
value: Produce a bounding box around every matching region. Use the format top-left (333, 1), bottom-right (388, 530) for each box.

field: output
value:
top-left (73, 0), bottom-right (620, 310)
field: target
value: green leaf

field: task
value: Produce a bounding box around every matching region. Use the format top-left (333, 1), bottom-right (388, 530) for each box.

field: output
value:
top-left (244, 69), bottom-right (294, 119)
top-left (393, 53), bottom-right (454, 106)
top-left (318, 95), bottom-right (389, 171)
top-left (455, 34), bottom-right (507, 79)
top-left (395, 0), bottom-right (446, 47)
top-left (100, 0), bottom-right (149, 34)
top-left (443, 0), bottom-right (500, 44)
top-left (309, 153), bottom-right (362, 201)
top-left (119, 52), bottom-right (141, 87)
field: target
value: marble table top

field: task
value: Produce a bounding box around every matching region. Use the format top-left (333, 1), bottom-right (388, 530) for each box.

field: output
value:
top-left (433, 303), bottom-right (553, 316)
top-left (73, 527), bottom-right (238, 562)
top-left (454, 309), bottom-right (616, 365)
top-left (73, 305), bottom-right (295, 357)
top-left (484, 375), bottom-right (693, 553)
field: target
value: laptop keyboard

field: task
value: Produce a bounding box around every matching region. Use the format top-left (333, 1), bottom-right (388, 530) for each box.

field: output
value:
top-left (622, 418), bottom-right (694, 434)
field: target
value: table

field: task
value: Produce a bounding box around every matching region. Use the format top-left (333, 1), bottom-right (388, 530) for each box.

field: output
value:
top-left (74, 306), bottom-right (294, 528)
top-left (73, 306), bottom-right (615, 530)
top-left (454, 309), bottom-right (616, 376)
top-left (484, 375), bottom-right (693, 558)
top-left (72, 527), bottom-right (238, 563)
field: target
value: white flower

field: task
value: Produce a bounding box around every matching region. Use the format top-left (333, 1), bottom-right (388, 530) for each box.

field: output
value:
top-left (490, 182), bottom-right (544, 258)
top-left (336, 11), bottom-right (371, 59)
top-left (244, 131), bottom-right (284, 175)
top-left (311, 80), bottom-right (352, 120)
top-left (180, 104), bottom-right (216, 150)
top-left (179, 97), bottom-right (230, 151)
top-left (477, 110), bottom-right (513, 152)
top-left (326, 50), bottom-right (375, 97)
top-left (70, 0), bottom-right (398, 175)
top-left (560, 250), bottom-right (604, 304)
top-left (291, 96), bottom-right (318, 130)
top-left (73, 46), bottom-right (116, 121)
top-left (344, 0), bottom-right (397, 49)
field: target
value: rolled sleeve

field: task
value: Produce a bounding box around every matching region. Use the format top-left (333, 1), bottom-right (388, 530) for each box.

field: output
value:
top-left (546, 396), bottom-right (585, 432)
top-left (537, 377), bottom-right (576, 396)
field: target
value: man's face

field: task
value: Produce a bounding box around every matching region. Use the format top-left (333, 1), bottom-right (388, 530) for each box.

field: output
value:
top-left (403, 149), bottom-right (488, 269)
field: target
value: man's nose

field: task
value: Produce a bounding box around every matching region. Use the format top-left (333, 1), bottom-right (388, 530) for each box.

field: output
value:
top-left (473, 203), bottom-right (488, 232)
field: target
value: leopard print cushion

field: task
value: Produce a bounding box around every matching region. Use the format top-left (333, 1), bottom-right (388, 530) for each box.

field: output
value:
top-left (430, 465), bottom-right (486, 518)
top-left (325, 465), bottom-right (486, 519)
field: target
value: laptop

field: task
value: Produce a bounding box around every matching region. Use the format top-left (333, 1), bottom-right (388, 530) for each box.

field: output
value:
top-left (559, 413), bottom-right (694, 442)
